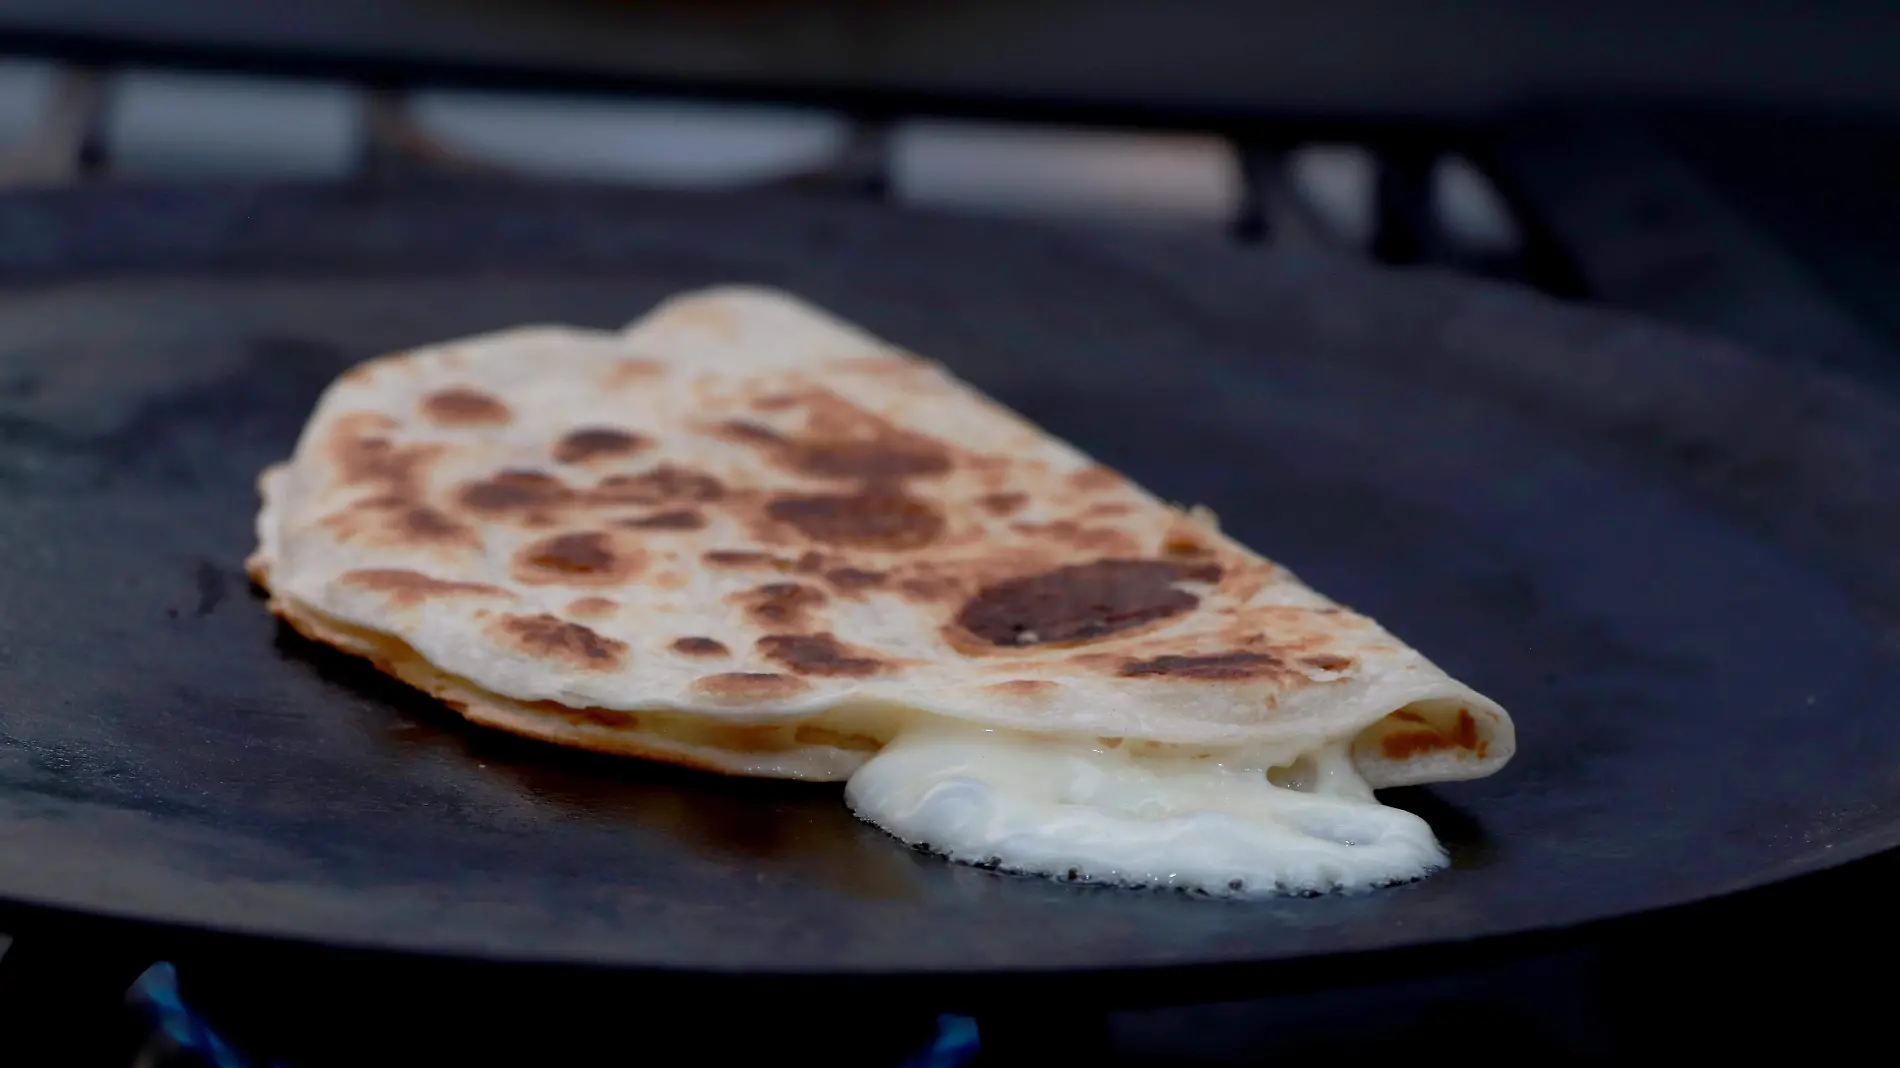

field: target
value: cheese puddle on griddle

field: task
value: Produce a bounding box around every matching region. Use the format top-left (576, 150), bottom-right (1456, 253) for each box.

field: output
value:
top-left (844, 723), bottom-right (1446, 895)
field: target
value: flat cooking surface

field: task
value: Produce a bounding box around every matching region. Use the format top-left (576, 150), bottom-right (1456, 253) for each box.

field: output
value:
top-left (0, 181), bottom-right (1897, 980)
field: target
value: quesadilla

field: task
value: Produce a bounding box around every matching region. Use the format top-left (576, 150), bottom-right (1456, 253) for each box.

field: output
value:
top-left (249, 286), bottom-right (1514, 895)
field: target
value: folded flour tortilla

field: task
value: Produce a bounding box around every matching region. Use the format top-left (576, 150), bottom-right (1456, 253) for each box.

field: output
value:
top-left (249, 286), bottom-right (1514, 895)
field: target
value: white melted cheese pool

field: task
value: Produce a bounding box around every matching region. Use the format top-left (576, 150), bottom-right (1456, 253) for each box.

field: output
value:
top-left (844, 724), bottom-right (1446, 895)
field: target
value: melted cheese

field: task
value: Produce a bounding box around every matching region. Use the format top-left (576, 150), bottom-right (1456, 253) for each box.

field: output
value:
top-left (844, 723), bottom-right (1446, 895)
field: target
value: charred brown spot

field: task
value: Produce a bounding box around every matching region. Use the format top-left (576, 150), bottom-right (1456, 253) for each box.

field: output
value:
top-left (1119, 652), bottom-right (1284, 680)
top-left (734, 583), bottom-right (828, 628)
top-left (1379, 708), bottom-right (1482, 760)
top-left (459, 470), bottom-right (573, 513)
top-left (422, 388), bottom-right (511, 426)
top-left (671, 636), bottom-right (730, 658)
top-left (490, 613), bottom-right (627, 670)
top-left (554, 427), bottom-right (648, 464)
top-left (340, 568), bottom-right (510, 608)
top-left (602, 358), bottom-right (663, 388)
top-left (1086, 502), bottom-right (1135, 517)
top-left (329, 414), bottom-right (434, 486)
top-left (524, 532), bottom-right (612, 573)
top-left (397, 506), bottom-right (477, 546)
top-left (979, 492), bottom-right (1028, 517)
top-left (825, 567), bottom-right (886, 591)
top-left (692, 672), bottom-right (811, 702)
top-left (767, 489), bottom-right (943, 550)
top-left (899, 573), bottom-right (966, 603)
top-left (988, 679), bottom-right (1057, 696)
top-left (1068, 466), bottom-right (1125, 492)
top-left (704, 550), bottom-right (775, 568)
top-left (619, 509), bottom-right (705, 531)
top-left (593, 464), bottom-right (725, 505)
top-left (513, 532), bottom-right (645, 586)
top-left (565, 596), bottom-right (619, 619)
top-left (719, 392), bottom-right (953, 481)
top-left (1303, 653), bottom-right (1354, 672)
top-left (1015, 520), bottom-right (1080, 539)
top-left (955, 559), bottom-right (1224, 648)
top-left (757, 633), bottom-right (886, 678)
top-left (722, 420), bottom-right (784, 446)
top-left (1015, 520), bottom-right (1139, 555)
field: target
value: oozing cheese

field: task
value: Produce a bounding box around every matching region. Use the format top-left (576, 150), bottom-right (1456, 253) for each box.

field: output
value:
top-left (844, 723), bottom-right (1446, 895)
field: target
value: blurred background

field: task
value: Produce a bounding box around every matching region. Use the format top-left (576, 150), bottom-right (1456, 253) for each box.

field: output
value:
top-left (0, 1), bottom-right (1895, 379)
top-left (0, 2), bottom-right (1896, 1065)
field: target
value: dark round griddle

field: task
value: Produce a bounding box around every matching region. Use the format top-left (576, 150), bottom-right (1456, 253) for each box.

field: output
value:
top-left (1, 180), bottom-right (1898, 996)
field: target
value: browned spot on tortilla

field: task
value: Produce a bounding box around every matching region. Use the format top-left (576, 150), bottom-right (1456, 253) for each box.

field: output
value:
top-left (954, 559), bottom-right (1224, 648)
top-left (733, 582), bottom-right (828, 628)
top-left (565, 596), bottom-right (619, 619)
top-left (396, 506), bottom-right (479, 547)
top-left (512, 532), bottom-right (645, 586)
top-left (1379, 708), bottom-right (1482, 760)
top-left (329, 414), bottom-right (416, 484)
top-left (553, 427), bottom-right (648, 465)
top-left (757, 633), bottom-right (886, 677)
top-left (1086, 502), bottom-right (1135, 517)
top-left (693, 672), bottom-right (810, 701)
top-left (988, 679), bottom-right (1056, 696)
top-left (422, 388), bottom-right (511, 427)
top-left (653, 571), bottom-right (690, 591)
top-left (1068, 466), bottom-right (1124, 493)
top-left (490, 613), bottom-right (627, 670)
top-left (753, 393), bottom-right (801, 411)
top-left (671, 636), bottom-right (730, 657)
top-left (1099, 736), bottom-right (1124, 749)
top-left (459, 469), bottom-right (574, 514)
top-left (593, 464), bottom-right (726, 505)
top-left (340, 568), bottom-right (511, 608)
top-left (1119, 652), bottom-right (1284, 680)
top-left (1303, 653), bottom-right (1354, 672)
top-left (1013, 520), bottom-right (1140, 555)
top-left (718, 392), bottom-right (953, 481)
top-left (319, 415), bottom-right (486, 550)
top-left (704, 550), bottom-right (774, 568)
top-left (898, 572), bottom-right (967, 603)
top-left (619, 509), bottom-right (705, 531)
top-left (825, 567), bottom-right (886, 591)
top-left (767, 488), bottom-right (943, 550)
top-left (602, 358), bottom-right (664, 389)
top-left (979, 492), bottom-right (1028, 517)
